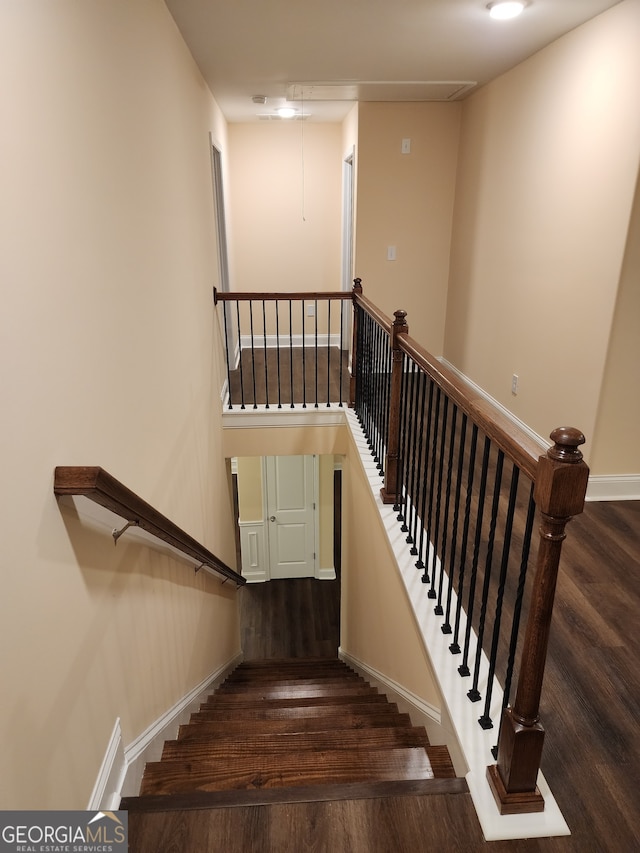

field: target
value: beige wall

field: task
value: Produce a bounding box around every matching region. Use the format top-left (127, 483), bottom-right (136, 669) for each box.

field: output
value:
top-left (354, 102), bottom-right (461, 353)
top-left (590, 173), bottom-right (640, 474)
top-left (0, 0), bottom-right (240, 809)
top-left (340, 429), bottom-right (440, 707)
top-left (227, 123), bottom-right (343, 292)
top-left (444, 0), bottom-right (640, 465)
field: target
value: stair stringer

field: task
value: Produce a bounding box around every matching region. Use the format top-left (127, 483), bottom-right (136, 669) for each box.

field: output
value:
top-left (338, 650), bottom-right (467, 778)
top-left (92, 652), bottom-right (243, 809)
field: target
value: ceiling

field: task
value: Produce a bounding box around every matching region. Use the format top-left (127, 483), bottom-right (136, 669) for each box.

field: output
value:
top-left (165, 0), bottom-right (622, 123)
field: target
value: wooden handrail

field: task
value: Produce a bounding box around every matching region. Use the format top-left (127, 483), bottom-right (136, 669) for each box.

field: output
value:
top-left (352, 290), bottom-right (393, 335)
top-left (350, 280), bottom-right (590, 816)
top-left (397, 333), bottom-right (542, 481)
top-left (53, 466), bottom-right (245, 586)
top-left (214, 289), bottom-right (353, 303)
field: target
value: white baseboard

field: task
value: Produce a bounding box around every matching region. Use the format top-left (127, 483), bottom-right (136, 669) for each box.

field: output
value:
top-left (240, 333), bottom-right (343, 350)
top-left (87, 718), bottom-right (127, 811)
top-left (338, 650), bottom-right (439, 723)
top-left (586, 474), bottom-right (640, 502)
top-left (316, 566), bottom-right (337, 581)
top-left (95, 653), bottom-right (242, 804)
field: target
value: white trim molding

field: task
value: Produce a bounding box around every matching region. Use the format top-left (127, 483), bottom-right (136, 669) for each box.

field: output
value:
top-left (223, 405), bottom-right (347, 430)
top-left (239, 520), bottom-right (268, 582)
top-left (99, 653), bottom-right (242, 803)
top-left (87, 718), bottom-right (126, 811)
top-left (240, 333), bottom-right (343, 350)
top-left (586, 474), bottom-right (640, 502)
top-left (338, 650), bottom-right (442, 728)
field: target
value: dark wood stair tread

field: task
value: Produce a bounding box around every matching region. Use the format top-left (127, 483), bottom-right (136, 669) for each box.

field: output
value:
top-left (215, 680), bottom-right (369, 697)
top-left (130, 658), bottom-right (460, 811)
top-left (122, 777), bottom-right (469, 813)
top-left (178, 711), bottom-right (414, 739)
top-left (139, 747), bottom-right (434, 796)
top-left (189, 701), bottom-right (403, 723)
top-left (162, 726), bottom-right (431, 760)
top-left (199, 693), bottom-right (387, 711)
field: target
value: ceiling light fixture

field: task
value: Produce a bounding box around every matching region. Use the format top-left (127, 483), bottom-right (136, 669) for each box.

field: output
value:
top-left (277, 107), bottom-right (297, 118)
top-left (487, 1), bottom-right (526, 20)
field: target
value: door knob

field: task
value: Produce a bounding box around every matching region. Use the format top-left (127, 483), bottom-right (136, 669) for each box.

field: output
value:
top-left (269, 516), bottom-right (276, 522)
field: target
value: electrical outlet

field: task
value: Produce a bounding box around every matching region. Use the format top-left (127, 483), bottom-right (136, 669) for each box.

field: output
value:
top-left (511, 374), bottom-right (519, 396)
top-left (306, 304), bottom-right (315, 317)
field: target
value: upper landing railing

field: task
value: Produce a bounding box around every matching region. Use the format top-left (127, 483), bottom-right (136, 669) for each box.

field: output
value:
top-left (214, 280), bottom-right (589, 814)
top-left (54, 466), bottom-right (245, 586)
top-left (214, 288), bottom-right (352, 409)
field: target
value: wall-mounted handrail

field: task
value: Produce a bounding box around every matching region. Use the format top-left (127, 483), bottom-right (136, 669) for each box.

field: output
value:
top-left (53, 466), bottom-right (246, 586)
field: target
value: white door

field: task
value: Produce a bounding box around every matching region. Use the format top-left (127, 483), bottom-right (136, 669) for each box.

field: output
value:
top-left (265, 455), bottom-right (316, 579)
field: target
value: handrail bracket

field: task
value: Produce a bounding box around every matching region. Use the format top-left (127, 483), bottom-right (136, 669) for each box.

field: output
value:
top-left (112, 519), bottom-right (139, 544)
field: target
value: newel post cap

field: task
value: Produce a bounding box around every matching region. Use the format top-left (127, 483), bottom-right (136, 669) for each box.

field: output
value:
top-left (534, 427), bottom-right (589, 518)
top-left (547, 427), bottom-right (586, 463)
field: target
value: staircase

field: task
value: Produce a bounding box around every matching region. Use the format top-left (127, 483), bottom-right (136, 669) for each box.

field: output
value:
top-left (122, 658), bottom-right (464, 814)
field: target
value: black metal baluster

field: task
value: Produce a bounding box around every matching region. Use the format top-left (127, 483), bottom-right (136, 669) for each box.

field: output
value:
top-left (401, 362), bottom-right (418, 534)
top-left (338, 299), bottom-right (344, 407)
top-left (262, 299), bottom-right (269, 409)
top-left (479, 462), bottom-right (519, 729)
top-left (468, 448), bottom-right (504, 701)
top-left (429, 396), bottom-right (450, 602)
top-left (450, 424), bottom-right (479, 654)
top-left (502, 482), bottom-right (536, 713)
top-left (249, 301), bottom-right (257, 409)
top-left (395, 352), bottom-right (411, 523)
top-left (289, 300), bottom-right (294, 407)
top-left (435, 404), bottom-right (457, 615)
top-left (275, 301), bottom-right (282, 409)
top-left (424, 388), bottom-right (442, 587)
top-left (458, 435), bottom-right (491, 677)
top-left (314, 298), bottom-right (319, 408)
top-left (416, 378), bottom-right (435, 580)
top-left (410, 371), bottom-right (427, 554)
top-left (301, 300), bottom-right (307, 408)
top-left (408, 362), bottom-right (424, 539)
top-left (236, 301), bottom-right (245, 410)
top-left (442, 413), bottom-right (468, 633)
top-left (326, 300), bottom-right (331, 406)
top-left (222, 301), bottom-right (233, 409)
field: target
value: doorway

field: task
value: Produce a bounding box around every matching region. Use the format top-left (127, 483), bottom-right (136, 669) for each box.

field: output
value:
top-left (234, 454), bottom-right (338, 583)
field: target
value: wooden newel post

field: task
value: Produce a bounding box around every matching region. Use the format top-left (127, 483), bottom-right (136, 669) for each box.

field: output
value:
top-left (487, 426), bottom-right (589, 815)
top-left (349, 278), bottom-right (363, 407)
top-left (380, 309), bottom-right (409, 505)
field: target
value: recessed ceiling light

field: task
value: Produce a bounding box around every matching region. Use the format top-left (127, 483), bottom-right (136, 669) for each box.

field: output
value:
top-left (488, 2), bottom-right (526, 20)
top-left (277, 107), bottom-right (297, 118)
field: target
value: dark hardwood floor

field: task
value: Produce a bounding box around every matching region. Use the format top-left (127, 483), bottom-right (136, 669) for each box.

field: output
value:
top-left (129, 500), bottom-right (640, 852)
top-left (238, 576), bottom-right (341, 660)
top-left (227, 347), bottom-right (351, 409)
